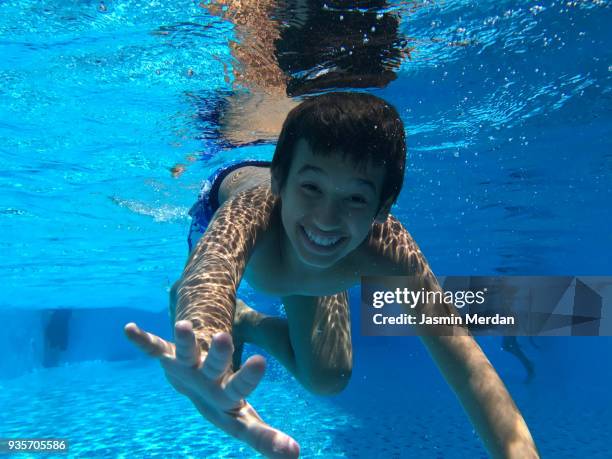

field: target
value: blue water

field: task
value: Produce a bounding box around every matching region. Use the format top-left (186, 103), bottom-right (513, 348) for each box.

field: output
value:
top-left (2, 0), bottom-right (612, 457)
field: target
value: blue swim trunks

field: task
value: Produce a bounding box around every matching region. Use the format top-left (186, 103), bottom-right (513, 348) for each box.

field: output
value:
top-left (187, 159), bottom-right (272, 253)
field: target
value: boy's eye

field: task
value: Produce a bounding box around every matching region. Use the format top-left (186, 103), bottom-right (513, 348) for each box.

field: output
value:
top-left (301, 183), bottom-right (321, 193)
top-left (349, 195), bottom-right (368, 205)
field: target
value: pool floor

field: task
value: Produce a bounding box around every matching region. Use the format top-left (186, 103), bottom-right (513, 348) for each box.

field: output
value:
top-left (2, 340), bottom-right (610, 458)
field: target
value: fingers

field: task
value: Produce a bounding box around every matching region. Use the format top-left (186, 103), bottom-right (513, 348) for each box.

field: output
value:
top-left (225, 357), bottom-right (300, 459)
top-left (174, 321), bottom-right (201, 367)
top-left (224, 355), bottom-right (266, 403)
top-left (124, 322), bottom-right (174, 359)
top-left (201, 332), bottom-right (234, 380)
top-left (245, 420), bottom-right (300, 459)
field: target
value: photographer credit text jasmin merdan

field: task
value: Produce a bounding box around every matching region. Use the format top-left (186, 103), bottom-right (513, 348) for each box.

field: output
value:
top-left (369, 287), bottom-right (515, 327)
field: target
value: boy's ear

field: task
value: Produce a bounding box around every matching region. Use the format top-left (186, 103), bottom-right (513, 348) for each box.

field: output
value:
top-left (374, 197), bottom-right (394, 224)
top-left (270, 167), bottom-right (281, 195)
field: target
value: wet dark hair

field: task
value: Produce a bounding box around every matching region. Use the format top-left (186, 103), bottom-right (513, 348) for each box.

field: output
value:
top-left (271, 92), bottom-right (406, 206)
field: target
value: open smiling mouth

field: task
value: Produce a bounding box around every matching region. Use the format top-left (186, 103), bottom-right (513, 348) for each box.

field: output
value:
top-left (299, 224), bottom-right (347, 253)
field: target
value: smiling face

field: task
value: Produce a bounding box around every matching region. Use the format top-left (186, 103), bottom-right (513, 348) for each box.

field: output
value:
top-left (273, 138), bottom-right (391, 271)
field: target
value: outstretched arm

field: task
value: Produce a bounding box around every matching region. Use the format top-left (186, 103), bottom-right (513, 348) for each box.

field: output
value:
top-left (173, 184), bottom-right (277, 350)
top-left (367, 216), bottom-right (539, 458)
top-left (126, 185), bottom-right (301, 458)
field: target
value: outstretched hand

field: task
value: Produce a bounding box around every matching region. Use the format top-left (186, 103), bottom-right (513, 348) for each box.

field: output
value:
top-left (124, 320), bottom-right (300, 458)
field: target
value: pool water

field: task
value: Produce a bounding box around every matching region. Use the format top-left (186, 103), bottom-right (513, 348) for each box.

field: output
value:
top-left (2, 0), bottom-right (611, 457)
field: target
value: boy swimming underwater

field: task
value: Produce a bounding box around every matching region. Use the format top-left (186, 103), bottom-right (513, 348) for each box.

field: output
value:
top-left (125, 93), bottom-right (538, 458)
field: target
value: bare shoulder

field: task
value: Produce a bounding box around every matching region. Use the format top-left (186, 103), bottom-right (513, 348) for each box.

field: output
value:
top-left (356, 215), bottom-right (432, 278)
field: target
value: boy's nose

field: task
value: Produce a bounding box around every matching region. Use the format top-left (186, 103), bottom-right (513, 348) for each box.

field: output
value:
top-left (312, 199), bottom-right (342, 231)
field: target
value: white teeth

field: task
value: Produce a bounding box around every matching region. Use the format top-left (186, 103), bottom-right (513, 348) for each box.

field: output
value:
top-left (304, 227), bottom-right (341, 246)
